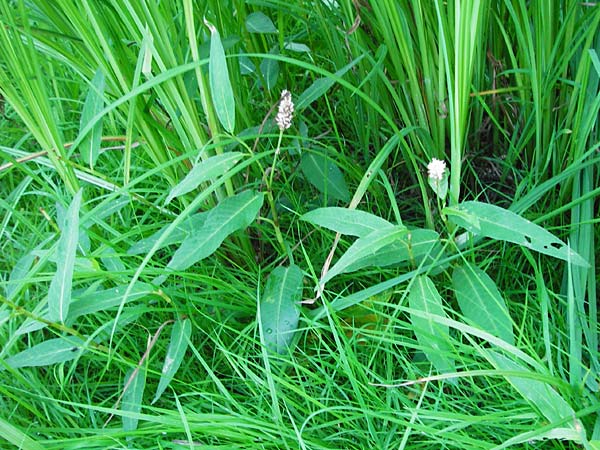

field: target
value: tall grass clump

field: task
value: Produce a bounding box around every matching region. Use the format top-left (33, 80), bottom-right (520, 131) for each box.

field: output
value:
top-left (1, 1), bottom-right (599, 449)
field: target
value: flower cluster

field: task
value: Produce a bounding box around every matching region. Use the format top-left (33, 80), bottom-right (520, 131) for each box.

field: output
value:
top-left (427, 158), bottom-right (446, 181)
top-left (275, 89), bottom-right (294, 131)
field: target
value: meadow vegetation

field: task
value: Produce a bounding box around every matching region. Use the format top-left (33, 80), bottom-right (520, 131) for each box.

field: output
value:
top-left (1, 1), bottom-right (599, 448)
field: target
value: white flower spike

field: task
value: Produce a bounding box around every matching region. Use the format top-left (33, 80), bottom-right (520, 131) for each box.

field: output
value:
top-left (427, 158), bottom-right (446, 181)
top-left (275, 89), bottom-right (294, 131)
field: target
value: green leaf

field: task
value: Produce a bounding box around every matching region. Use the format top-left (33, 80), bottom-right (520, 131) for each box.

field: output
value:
top-left (165, 152), bottom-right (245, 204)
top-left (152, 319), bottom-right (191, 404)
top-left (127, 212), bottom-right (208, 255)
top-left (260, 265), bottom-right (303, 354)
top-left (301, 207), bottom-right (394, 237)
top-left (167, 191), bottom-right (264, 271)
top-left (122, 367), bottom-right (146, 434)
top-left (300, 153), bottom-right (350, 203)
top-left (408, 275), bottom-right (455, 376)
top-left (0, 416), bottom-right (45, 450)
top-left (445, 201), bottom-right (588, 267)
top-left (322, 226), bottom-right (430, 284)
top-left (48, 189), bottom-right (82, 323)
top-left (486, 350), bottom-right (582, 439)
top-left (4, 336), bottom-right (85, 369)
top-left (206, 20), bottom-right (235, 133)
top-left (260, 49), bottom-right (279, 91)
top-left (296, 55), bottom-right (365, 111)
top-left (245, 12), bottom-right (278, 33)
top-left (453, 263), bottom-right (514, 345)
top-left (79, 68), bottom-right (105, 168)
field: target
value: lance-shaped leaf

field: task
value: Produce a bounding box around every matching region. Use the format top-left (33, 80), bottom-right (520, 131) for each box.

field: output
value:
top-left (4, 336), bottom-right (85, 369)
top-left (79, 68), bottom-right (105, 168)
top-left (300, 153), bottom-right (350, 203)
top-left (152, 319), bottom-right (191, 404)
top-left (301, 207), bottom-right (394, 237)
top-left (486, 350), bottom-right (583, 443)
top-left (122, 366), bottom-right (146, 434)
top-left (206, 20), bottom-right (235, 133)
top-left (246, 12), bottom-right (278, 33)
top-left (48, 189), bottom-right (82, 323)
top-left (260, 265), bottom-right (303, 354)
top-left (167, 191), bottom-right (264, 271)
top-left (408, 275), bottom-right (455, 376)
top-left (444, 201), bottom-right (588, 267)
top-left (453, 263), bottom-right (515, 345)
top-left (165, 152), bottom-right (245, 204)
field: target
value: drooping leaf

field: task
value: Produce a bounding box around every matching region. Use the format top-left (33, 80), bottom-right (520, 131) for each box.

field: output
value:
top-left (127, 212), bottom-right (208, 255)
top-left (79, 68), bottom-right (105, 168)
top-left (48, 189), bottom-right (82, 323)
top-left (408, 275), bottom-right (455, 376)
top-left (260, 265), bottom-right (303, 354)
top-left (300, 153), bottom-right (350, 203)
top-left (165, 152), bottom-right (245, 204)
top-left (122, 367), bottom-right (147, 434)
top-left (486, 350), bottom-right (583, 442)
top-left (296, 55), bottom-right (365, 111)
top-left (445, 201), bottom-right (588, 267)
top-left (152, 318), bottom-right (191, 404)
top-left (453, 263), bottom-right (514, 345)
top-left (245, 12), bottom-right (278, 33)
top-left (167, 191), bottom-right (264, 271)
top-left (4, 336), bottom-right (85, 369)
top-left (301, 207), bottom-right (394, 237)
top-left (206, 20), bottom-right (235, 133)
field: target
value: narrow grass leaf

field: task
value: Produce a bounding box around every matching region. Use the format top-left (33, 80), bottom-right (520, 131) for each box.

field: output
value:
top-left (296, 55), bottom-right (364, 111)
top-left (4, 336), bottom-right (85, 369)
top-left (453, 263), bottom-right (515, 345)
top-left (48, 189), bottom-right (82, 323)
top-left (206, 20), bottom-right (235, 133)
top-left (301, 207), bottom-right (394, 237)
top-left (167, 191), bottom-right (264, 271)
top-left (486, 350), bottom-right (583, 441)
top-left (152, 318), bottom-right (191, 404)
top-left (78, 68), bottom-right (105, 168)
top-left (408, 275), bottom-right (455, 376)
top-left (260, 265), bottom-right (303, 354)
top-left (0, 417), bottom-right (45, 450)
top-left (128, 212), bottom-right (208, 255)
top-left (165, 152), bottom-right (245, 204)
top-left (321, 226), bottom-right (408, 284)
top-left (122, 367), bottom-right (147, 434)
top-left (445, 201), bottom-right (589, 267)
top-left (246, 12), bottom-right (277, 33)
top-left (300, 153), bottom-right (350, 203)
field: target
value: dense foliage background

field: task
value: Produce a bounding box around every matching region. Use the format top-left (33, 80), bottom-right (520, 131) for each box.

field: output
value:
top-left (1, 1), bottom-right (599, 448)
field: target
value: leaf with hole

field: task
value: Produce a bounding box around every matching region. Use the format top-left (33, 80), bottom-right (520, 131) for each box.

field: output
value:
top-left (152, 318), bottom-right (191, 404)
top-left (260, 265), bottom-right (303, 354)
top-left (300, 153), bottom-right (350, 203)
top-left (167, 190), bottom-right (264, 271)
top-left (408, 275), bottom-right (455, 377)
top-left (206, 20), bottom-right (235, 133)
top-left (4, 336), bottom-right (85, 369)
top-left (165, 152), bottom-right (245, 204)
top-left (301, 207), bottom-right (394, 237)
top-left (48, 189), bottom-right (82, 323)
top-left (453, 263), bottom-right (514, 345)
top-left (444, 201), bottom-right (588, 267)
top-left (245, 12), bottom-right (278, 33)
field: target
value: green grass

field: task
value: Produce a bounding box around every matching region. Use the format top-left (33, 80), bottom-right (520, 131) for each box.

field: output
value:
top-left (1, 1), bottom-right (599, 449)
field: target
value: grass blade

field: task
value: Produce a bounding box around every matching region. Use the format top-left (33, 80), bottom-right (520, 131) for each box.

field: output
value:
top-left (48, 189), bottom-right (82, 323)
